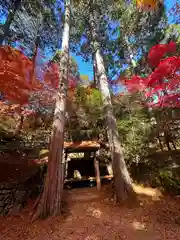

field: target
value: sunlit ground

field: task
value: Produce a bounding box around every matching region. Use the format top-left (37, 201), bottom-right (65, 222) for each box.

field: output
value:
top-left (0, 184), bottom-right (179, 240)
top-left (133, 183), bottom-right (163, 201)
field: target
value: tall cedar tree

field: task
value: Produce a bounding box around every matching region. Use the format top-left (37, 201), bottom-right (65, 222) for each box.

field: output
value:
top-left (32, 0), bottom-right (71, 220)
top-left (0, 0), bottom-right (60, 56)
top-left (89, 4), bottom-right (135, 202)
top-left (72, 0), bottom-right (135, 202)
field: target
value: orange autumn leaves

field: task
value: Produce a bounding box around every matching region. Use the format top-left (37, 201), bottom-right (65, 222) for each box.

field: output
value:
top-left (0, 46), bottom-right (43, 104)
top-left (0, 46), bottom-right (80, 110)
top-left (136, 0), bottom-right (159, 10)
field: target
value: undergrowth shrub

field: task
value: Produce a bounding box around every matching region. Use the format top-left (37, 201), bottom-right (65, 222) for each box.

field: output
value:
top-left (157, 170), bottom-right (180, 195)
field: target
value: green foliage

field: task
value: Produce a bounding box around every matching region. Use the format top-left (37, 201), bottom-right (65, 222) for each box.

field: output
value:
top-left (52, 51), bottom-right (79, 78)
top-left (0, 0), bottom-right (61, 55)
top-left (158, 169), bottom-right (180, 195)
top-left (166, 24), bottom-right (180, 43)
top-left (71, 0), bottom-right (168, 79)
top-left (115, 94), bottom-right (151, 164)
top-left (66, 86), bottom-right (104, 141)
top-left (110, 1), bottom-right (168, 76)
top-left (85, 88), bottom-right (102, 115)
top-left (70, 0), bottom-right (126, 77)
top-left (0, 114), bottom-right (20, 142)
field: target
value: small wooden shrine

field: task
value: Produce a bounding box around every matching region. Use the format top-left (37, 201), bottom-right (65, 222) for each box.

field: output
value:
top-left (63, 141), bottom-right (109, 190)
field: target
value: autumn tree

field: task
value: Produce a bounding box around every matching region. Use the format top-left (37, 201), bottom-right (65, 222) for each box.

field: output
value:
top-left (121, 42), bottom-right (180, 150)
top-left (28, 50), bottom-right (80, 132)
top-left (0, 45), bottom-right (45, 135)
top-left (0, 46), bottom-right (44, 102)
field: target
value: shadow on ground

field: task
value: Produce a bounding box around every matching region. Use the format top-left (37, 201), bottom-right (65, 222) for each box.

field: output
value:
top-left (0, 186), bottom-right (180, 240)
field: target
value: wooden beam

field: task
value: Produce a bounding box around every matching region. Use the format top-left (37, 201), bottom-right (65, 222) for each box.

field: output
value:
top-left (64, 175), bottom-right (113, 183)
top-left (63, 150), bottom-right (68, 183)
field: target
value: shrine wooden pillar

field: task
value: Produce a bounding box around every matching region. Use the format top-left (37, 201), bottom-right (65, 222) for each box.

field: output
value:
top-left (93, 151), bottom-right (101, 190)
top-left (62, 150), bottom-right (68, 183)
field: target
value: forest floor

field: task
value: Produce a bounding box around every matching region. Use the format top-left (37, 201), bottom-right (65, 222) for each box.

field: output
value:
top-left (0, 187), bottom-right (180, 240)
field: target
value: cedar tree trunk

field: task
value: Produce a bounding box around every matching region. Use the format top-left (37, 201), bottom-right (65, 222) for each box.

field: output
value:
top-left (31, 0), bottom-right (71, 220)
top-left (89, 8), bottom-right (135, 202)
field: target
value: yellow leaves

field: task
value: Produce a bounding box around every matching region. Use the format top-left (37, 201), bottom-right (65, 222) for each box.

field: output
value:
top-left (136, 0), bottom-right (159, 11)
top-left (85, 86), bottom-right (92, 95)
top-left (0, 102), bottom-right (21, 115)
top-left (67, 88), bottom-right (75, 99)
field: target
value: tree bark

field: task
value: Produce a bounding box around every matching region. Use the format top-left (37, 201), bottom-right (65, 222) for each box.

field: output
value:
top-left (89, 9), bottom-right (135, 202)
top-left (31, 13), bottom-right (43, 84)
top-left (94, 152), bottom-right (101, 190)
top-left (31, 0), bottom-right (71, 221)
top-left (0, 0), bottom-right (21, 45)
top-left (93, 54), bottom-right (98, 87)
top-left (31, 43), bottom-right (38, 84)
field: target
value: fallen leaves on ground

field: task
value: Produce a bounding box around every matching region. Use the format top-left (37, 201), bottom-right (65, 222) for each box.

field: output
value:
top-left (0, 152), bottom-right (40, 183)
top-left (0, 187), bottom-right (180, 240)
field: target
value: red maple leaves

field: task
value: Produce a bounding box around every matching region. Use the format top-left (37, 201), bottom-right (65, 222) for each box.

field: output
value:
top-left (148, 41), bottom-right (176, 67)
top-left (0, 46), bottom-right (43, 105)
top-left (1, 41), bottom-right (179, 114)
top-left (0, 46), bottom-right (78, 113)
top-left (121, 41), bottom-right (180, 108)
top-left (44, 63), bottom-right (59, 89)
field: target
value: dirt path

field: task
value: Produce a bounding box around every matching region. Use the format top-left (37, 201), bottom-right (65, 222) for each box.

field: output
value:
top-left (0, 187), bottom-right (180, 240)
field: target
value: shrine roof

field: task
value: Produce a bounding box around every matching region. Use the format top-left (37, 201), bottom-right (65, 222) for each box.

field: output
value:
top-left (64, 141), bottom-right (100, 152)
